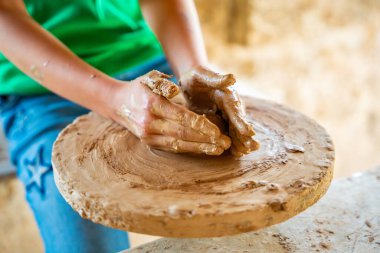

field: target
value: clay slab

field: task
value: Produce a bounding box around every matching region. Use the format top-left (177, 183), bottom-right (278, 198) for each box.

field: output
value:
top-left (52, 97), bottom-right (334, 237)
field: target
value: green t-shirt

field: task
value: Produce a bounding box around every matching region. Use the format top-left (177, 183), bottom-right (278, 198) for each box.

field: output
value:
top-left (0, 0), bottom-right (163, 95)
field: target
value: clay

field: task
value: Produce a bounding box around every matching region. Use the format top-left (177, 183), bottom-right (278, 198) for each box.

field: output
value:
top-left (52, 96), bottom-right (334, 238)
top-left (142, 70), bottom-right (179, 99)
top-left (124, 168), bottom-right (380, 253)
top-left (116, 76), bottom-right (232, 155)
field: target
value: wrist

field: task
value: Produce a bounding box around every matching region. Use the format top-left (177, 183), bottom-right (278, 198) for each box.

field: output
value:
top-left (177, 57), bottom-right (209, 78)
top-left (95, 77), bottom-right (125, 120)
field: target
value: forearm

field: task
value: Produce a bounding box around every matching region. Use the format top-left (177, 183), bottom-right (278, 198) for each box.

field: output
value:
top-left (0, 6), bottom-right (118, 118)
top-left (140, 0), bottom-right (208, 77)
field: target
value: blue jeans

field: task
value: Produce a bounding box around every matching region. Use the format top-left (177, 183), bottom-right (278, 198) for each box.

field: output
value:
top-left (0, 56), bottom-right (172, 253)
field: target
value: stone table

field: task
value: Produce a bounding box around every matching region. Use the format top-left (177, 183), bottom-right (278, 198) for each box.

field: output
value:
top-left (125, 167), bottom-right (380, 253)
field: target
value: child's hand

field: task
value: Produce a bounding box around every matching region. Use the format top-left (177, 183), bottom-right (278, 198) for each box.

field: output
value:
top-left (110, 70), bottom-right (231, 155)
top-left (180, 66), bottom-right (259, 156)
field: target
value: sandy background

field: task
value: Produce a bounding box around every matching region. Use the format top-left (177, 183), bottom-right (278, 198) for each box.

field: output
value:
top-left (0, 0), bottom-right (379, 251)
top-left (199, 0), bottom-right (380, 178)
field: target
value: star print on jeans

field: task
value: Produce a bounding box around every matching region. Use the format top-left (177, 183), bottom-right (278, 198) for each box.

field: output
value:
top-left (25, 146), bottom-right (52, 194)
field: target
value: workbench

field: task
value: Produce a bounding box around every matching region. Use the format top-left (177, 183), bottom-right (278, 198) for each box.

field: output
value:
top-left (124, 167), bottom-right (380, 253)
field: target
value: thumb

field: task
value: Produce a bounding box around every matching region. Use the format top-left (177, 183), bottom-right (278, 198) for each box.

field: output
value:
top-left (142, 70), bottom-right (179, 99)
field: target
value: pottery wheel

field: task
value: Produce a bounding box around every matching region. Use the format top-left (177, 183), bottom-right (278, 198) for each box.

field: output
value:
top-left (52, 97), bottom-right (334, 238)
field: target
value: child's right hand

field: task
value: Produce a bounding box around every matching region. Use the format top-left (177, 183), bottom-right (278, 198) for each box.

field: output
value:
top-left (109, 70), bottom-right (231, 155)
top-left (179, 65), bottom-right (259, 156)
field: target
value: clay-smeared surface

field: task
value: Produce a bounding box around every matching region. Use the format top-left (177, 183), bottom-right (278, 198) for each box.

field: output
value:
top-left (125, 168), bottom-right (380, 253)
top-left (52, 97), bottom-right (334, 238)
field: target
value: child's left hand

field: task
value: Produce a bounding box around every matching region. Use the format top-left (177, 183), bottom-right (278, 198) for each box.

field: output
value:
top-left (180, 65), bottom-right (259, 156)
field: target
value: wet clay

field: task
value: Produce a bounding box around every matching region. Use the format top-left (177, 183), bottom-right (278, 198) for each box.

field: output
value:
top-left (52, 96), bottom-right (334, 238)
top-left (142, 70), bottom-right (179, 99)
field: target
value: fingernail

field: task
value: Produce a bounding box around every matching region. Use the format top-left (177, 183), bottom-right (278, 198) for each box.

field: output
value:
top-left (218, 135), bottom-right (231, 149)
top-left (197, 115), bottom-right (220, 137)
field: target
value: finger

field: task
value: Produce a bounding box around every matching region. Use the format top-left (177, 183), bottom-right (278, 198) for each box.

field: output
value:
top-left (192, 66), bottom-right (236, 89)
top-left (229, 125), bottom-right (260, 156)
top-left (229, 125), bottom-right (250, 155)
top-left (142, 135), bottom-right (225, 155)
top-left (205, 113), bottom-right (228, 133)
top-left (142, 70), bottom-right (179, 99)
top-left (230, 146), bottom-right (244, 157)
top-left (219, 134), bottom-right (232, 150)
top-left (232, 126), bottom-right (260, 150)
top-left (204, 114), bottom-right (232, 150)
top-left (151, 98), bottom-right (222, 137)
top-left (147, 69), bottom-right (172, 79)
top-left (214, 89), bottom-right (255, 136)
top-left (148, 119), bottom-right (231, 149)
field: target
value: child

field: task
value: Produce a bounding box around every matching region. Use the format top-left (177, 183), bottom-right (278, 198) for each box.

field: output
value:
top-left (0, 0), bottom-right (257, 252)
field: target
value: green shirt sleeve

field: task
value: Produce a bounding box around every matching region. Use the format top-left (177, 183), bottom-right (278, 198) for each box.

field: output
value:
top-left (0, 0), bottom-right (163, 95)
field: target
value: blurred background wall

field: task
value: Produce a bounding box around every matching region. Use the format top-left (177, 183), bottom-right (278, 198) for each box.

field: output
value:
top-left (197, 0), bottom-right (380, 178)
top-left (0, 0), bottom-right (379, 251)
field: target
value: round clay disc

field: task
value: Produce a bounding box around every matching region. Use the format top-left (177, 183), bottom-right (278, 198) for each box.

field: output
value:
top-left (52, 97), bottom-right (334, 238)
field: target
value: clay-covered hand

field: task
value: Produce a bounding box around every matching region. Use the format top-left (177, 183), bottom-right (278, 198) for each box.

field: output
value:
top-left (110, 70), bottom-right (231, 155)
top-left (180, 65), bottom-right (259, 156)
